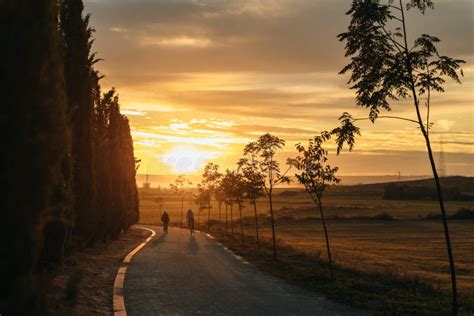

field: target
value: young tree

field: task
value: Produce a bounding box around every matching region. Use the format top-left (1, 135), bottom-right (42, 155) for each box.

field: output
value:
top-left (224, 196), bottom-right (230, 235)
top-left (291, 132), bottom-right (341, 280)
top-left (215, 185), bottom-right (226, 232)
top-left (230, 171), bottom-right (246, 244)
top-left (201, 163), bottom-right (223, 232)
top-left (169, 175), bottom-right (192, 228)
top-left (237, 158), bottom-right (265, 250)
top-left (194, 186), bottom-right (210, 229)
top-left (338, 1), bottom-right (464, 313)
top-left (154, 197), bottom-right (165, 213)
top-left (216, 174), bottom-right (231, 235)
top-left (221, 169), bottom-right (237, 236)
top-left (244, 134), bottom-right (291, 260)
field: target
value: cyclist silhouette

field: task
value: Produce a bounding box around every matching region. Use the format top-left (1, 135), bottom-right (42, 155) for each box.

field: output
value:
top-left (187, 209), bottom-right (195, 235)
top-left (161, 211), bottom-right (170, 234)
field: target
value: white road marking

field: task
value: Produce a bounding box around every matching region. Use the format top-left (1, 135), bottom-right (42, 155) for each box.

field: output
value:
top-left (113, 226), bottom-right (156, 316)
top-left (185, 229), bottom-right (252, 269)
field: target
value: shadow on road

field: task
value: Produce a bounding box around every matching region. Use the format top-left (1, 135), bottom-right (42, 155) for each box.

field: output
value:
top-left (188, 235), bottom-right (199, 254)
top-left (150, 233), bottom-right (167, 248)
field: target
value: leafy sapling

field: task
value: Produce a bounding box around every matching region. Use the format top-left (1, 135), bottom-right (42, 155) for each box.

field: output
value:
top-left (291, 132), bottom-right (340, 280)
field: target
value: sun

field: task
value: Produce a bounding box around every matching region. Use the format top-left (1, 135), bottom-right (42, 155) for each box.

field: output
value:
top-left (160, 146), bottom-right (217, 174)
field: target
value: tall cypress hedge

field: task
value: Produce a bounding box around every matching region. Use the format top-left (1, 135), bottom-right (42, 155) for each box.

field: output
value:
top-left (1, 0), bottom-right (140, 313)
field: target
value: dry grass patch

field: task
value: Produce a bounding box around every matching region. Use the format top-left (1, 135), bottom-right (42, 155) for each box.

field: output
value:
top-left (210, 228), bottom-right (474, 315)
top-left (44, 227), bottom-right (148, 315)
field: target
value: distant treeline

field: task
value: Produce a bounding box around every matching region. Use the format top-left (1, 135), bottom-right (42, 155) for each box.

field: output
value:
top-left (2, 0), bottom-right (139, 314)
top-left (383, 183), bottom-right (474, 201)
top-left (275, 176), bottom-right (474, 201)
top-left (318, 176), bottom-right (474, 201)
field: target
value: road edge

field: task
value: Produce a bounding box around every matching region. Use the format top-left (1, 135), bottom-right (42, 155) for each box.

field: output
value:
top-left (113, 226), bottom-right (156, 316)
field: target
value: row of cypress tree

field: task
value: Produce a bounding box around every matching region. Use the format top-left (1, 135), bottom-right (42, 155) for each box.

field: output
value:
top-left (1, 0), bottom-right (139, 314)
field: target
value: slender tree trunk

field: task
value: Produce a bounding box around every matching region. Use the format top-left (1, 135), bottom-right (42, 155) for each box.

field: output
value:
top-left (180, 195), bottom-right (184, 229)
top-left (398, 3), bottom-right (457, 312)
top-left (269, 191), bottom-right (277, 260)
top-left (208, 204), bottom-right (211, 232)
top-left (317, 197), bottom-right (334, 280)
top-left (218, 202), bottom-right (222, 232)
top-left (239, 203), bottom-right (244, 244)
top-left (253, 201), bottom-right (260, 251)
top-left (420, 121), bottom-right (457, 315)
top-left (225, 203), bottom-right (228, 235)
top-left (230, 203), bottom-right (234, 236)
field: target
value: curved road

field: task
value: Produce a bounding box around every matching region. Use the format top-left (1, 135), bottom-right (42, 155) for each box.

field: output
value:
top-left (124, 226), bottom-right (366, 315)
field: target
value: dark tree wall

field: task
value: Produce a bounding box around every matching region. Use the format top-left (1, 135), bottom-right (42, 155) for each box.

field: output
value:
top-left (2, 0), bottom-right (70, 313)
top-left (1, 0), bottom-right (140, 313)
top-left (60, 0), bottom-right (98, 247)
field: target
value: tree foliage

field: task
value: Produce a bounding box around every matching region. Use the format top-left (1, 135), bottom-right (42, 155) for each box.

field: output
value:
top-left (237, 157), bottom-right (265, 248)
top-left (201, 163), bottom-right (223, 231)
top-left (338, 1), bottom-right (464, 313)
top-left (60, 0), bottom-right (98, 246)
top-left (237, 158), bottom-right (266, 204)
top-left (338, 0), bottom-right (464, 124)
top-left (169, 175), bottom-right (192, 194)
top-left (2, 1), bottom-right (70, 313)
top-left (220, 169), bottom-right (242, 235)
top-left (2, 0), bottom-right (139, 312)
top-left (292, 133), bottom-right (340, 197)
top-left (170, 175), bottom-right (192, 228)
top-left (243, 133), bottom-right (291, 259)
top-left (244, 134), bottom-right (291, 192)
top-left (291, 132), bottom-right (341, 279)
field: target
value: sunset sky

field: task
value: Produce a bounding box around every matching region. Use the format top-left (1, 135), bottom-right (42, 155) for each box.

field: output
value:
top-left (84, 0), bottom-right (473, 178)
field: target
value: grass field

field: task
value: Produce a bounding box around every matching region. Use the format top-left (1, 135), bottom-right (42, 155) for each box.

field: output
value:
top-left (140, 188), bottom-right (474, 221)
top-left (256, 220), bottom-right (474, 297)
top-left (138, 186), bottom-right (474, 312)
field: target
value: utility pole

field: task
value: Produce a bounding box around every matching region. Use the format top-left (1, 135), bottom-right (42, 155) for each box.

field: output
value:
top-left (438, 135), bottom-right (447, 178)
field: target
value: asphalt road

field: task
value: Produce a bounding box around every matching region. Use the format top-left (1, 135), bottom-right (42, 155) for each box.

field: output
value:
top-left (124, 226), bottom-right (366, 315)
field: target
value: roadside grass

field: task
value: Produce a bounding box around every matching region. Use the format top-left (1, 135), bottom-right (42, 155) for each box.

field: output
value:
top-left (44, 227), bottom-right (148, 315)
top-left (208, 229), bottom-right (474, 315)
top-left (256, 219), bottom-right (474, 296)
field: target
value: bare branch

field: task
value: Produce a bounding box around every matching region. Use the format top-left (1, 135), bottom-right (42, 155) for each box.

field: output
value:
top-left (388, 4), bottom-right (402, 11)
top-left (353, 115), bottom-right (419, 124)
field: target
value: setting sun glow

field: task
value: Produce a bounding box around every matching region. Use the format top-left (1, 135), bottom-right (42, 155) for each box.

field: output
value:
top-left (86, 0), bottom-right (473, 178)
top-left (160, 146), bottom-right (218, 174)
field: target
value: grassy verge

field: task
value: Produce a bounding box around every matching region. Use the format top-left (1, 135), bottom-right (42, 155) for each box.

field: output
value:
top-left (206, 226), bottom-right (474, 315)
top-left (44, 227), bottom-right (148, 315)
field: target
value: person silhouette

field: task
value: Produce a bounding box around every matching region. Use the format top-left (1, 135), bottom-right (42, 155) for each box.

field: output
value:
top-left (186, 209), bottom-right (195, 235)
top-left (161, 210), bottom-right (170, 234)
